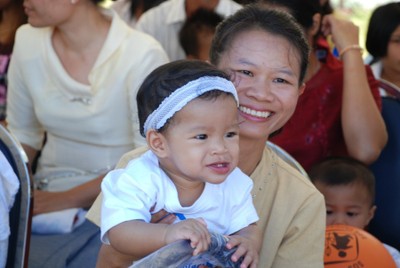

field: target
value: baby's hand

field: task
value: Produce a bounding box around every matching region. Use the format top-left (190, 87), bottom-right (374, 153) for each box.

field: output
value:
top-left (226, 234), bottom-right (259, 268)
top-left (164, 218), bottom-right (210, 256)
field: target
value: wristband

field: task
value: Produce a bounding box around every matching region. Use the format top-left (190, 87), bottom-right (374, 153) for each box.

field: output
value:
top-left (339, 44), bottom-right (363, 59)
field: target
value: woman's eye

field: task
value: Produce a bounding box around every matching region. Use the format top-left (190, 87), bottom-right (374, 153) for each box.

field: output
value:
top-left (326, 210), bottom-right (333, 215)
top-left (273, 78), bottom-right (288, 84)
top-left (195, 134), bottom-right (207, 140)
top-left (226, 132), bottom-right (238, 138)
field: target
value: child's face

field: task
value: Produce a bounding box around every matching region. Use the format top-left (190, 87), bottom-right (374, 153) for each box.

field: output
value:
top-left (314, 181), bottom-right (376, 229)
top-left (189, 29), bottom-right (214, 62)
top-left (159, 94), bottom-right (239, 186)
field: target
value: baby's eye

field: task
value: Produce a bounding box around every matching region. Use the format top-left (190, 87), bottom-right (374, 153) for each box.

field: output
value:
top-left (195, 134), bottom-right (207, 140)
top-left (326, 210), bottom-right (333, 215)
top-left (226, 131), bottom-right (238, 138)
top-left (346, 212), bottom-right (358, 217)
top-left (238, 70), bottom-right (253, 77)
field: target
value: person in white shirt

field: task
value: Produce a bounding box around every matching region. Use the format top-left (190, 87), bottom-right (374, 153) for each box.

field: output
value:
top-left (6, 0), bottom-right (168, 266)
top-left (136, 0), bottom-right (242, 61)
top-left (111, 0), bottom-right (166, 28)
top-left (0, 151), bottom-right (19, 268)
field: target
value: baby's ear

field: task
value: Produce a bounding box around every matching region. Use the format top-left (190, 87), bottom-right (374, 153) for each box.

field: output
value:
top-left (146, 130), bottom-right (168, 158)
top-left (366, 205), bottom-right (377, 227)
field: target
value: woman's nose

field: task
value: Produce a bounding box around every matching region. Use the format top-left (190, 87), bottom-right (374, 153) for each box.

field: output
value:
top-left (250, 79), bottom-right (275, 101)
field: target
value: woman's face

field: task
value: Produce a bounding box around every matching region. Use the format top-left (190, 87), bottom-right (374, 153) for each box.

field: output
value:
top-left (383, 25), bottom-right (400, 76)
top-left (23, 0), bottom-right (74, 27)
top-left (217, 29), bottom-right (305, 140)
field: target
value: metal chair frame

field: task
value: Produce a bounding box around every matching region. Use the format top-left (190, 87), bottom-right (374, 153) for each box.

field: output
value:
top-left (0, 125), bottom-right (33, 268)
top-left (266, 141), bottom-right (308, 178)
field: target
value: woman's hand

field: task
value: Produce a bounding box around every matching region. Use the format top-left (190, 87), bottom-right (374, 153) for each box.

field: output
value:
top-left (226, 234), bottom-right (259, 268)
top-left (321, 14), bottom-right (360, 52)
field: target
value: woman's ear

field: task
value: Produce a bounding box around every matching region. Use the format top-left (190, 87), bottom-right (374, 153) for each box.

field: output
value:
top-left (146, 130), bottom-right (168, 158)
top-left (299, 82), bottom-right (306, 95)
top-left (309, 13), bottom-right (322, 37)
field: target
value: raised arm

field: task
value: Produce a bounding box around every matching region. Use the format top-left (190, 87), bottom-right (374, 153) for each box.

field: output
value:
top-left (321, 14), bottom-right (387, 164)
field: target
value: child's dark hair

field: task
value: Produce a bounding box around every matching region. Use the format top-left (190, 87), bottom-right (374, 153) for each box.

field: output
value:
top-left (127, 0), bottom-right (166, 20)
top-left (179, 8), bottom-right (223, 58)
top-left (210, 3), bottom-right (309, 84)
top-left (137, 60), bottom-right (232, 137)
top-left (309, 156), bottom-right (376, 205)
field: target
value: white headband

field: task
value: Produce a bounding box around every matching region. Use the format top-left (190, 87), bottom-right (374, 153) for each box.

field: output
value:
top-left (143, 76), bottom-right (238, 135)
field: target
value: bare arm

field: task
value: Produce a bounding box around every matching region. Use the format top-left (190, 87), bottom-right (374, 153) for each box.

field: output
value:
top-left (95, 209), bottom-right (177, 267)
top-left (21, 142), bottom-right (105, 215)
top-left (107, 218), bottom-right (210, 259)
top-left (33, 175), bottom-right (104, 215)
top-left (321, 15), bottom-right (387, 164)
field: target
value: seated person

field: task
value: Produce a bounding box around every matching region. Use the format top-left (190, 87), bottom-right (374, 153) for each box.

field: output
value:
top-left (309, 156), bottom-right (400, 267)
top-left (179, 8), bottom-right (223, 61)
top-left (266, 0), bottom-right (387, 172)
top-left (101, 60), bottom-right (261, 267)
top-left (135, 0), bottom-right (242, 61)
top-left (0, 150), bottom-right (19, 268)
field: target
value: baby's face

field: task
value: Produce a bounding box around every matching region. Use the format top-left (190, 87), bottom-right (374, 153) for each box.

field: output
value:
top-left (314, 181), bottom-right (376, 229)
top-left (160, 94), bottom-right (240, 185)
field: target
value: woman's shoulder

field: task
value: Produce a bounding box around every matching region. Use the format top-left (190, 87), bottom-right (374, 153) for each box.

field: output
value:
top-left (116, 146), bottom-right (149, 169)
top-left (14, 24), bottom-right (50, 48)
top-left (13, 24), bottom-right (51, 60)
top-left (15, 24), bottom-right (49, 40)
top-left (254, 145), bottom-right (320, 195)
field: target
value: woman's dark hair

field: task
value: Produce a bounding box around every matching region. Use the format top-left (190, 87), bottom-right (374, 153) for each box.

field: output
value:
top-left (179, 8), bottom-right (223, 58)
top-left (128, 0), bottom-right (166, 20)
top-left (210, 3), bottom-right (310, 84)
top-left (261, 0), bottom-right (323, 47)
top-left (366, 2), bottom-right (400, 63)
top-left (136, 60), bottom-right (232, 137)
top-left (262, 0), bottom-right (321, 31)
top-left (0, 0), bottom-right (27, 54)
top-left (309, 156), bottom-right (376, 205)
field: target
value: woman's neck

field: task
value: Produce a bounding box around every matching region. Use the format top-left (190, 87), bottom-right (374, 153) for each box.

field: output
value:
top-left (381, 60), bottom-right (400, 89)
top-left (52, 6), bottom-right (110, 53)
top-left (238, 136), bottom-right (266, 176)
top-left (51, 6), bottom-right (110, 84)
top-left (304, 51), bottom-right (321, 82)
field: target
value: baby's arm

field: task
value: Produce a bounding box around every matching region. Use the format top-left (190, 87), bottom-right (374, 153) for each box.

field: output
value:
top-left (226, 223), bottom-right (262, 268)
top-left (107, 217), bottom-right (211, 259)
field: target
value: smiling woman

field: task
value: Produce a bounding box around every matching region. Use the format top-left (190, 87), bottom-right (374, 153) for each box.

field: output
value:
top-left (88, 4), bottom-right (326, 268)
